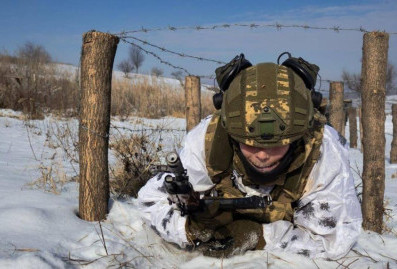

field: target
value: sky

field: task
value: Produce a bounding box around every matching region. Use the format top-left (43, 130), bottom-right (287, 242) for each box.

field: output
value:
top-left (1, 0), bottom-right (397, 89)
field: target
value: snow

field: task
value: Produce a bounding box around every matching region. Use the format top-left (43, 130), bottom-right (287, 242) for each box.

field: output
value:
top-left (1, 99), bottom-right (397, 268)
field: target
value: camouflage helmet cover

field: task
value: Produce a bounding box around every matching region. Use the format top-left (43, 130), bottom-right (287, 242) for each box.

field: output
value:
top-left (221, 62), bottom-right (314, 148)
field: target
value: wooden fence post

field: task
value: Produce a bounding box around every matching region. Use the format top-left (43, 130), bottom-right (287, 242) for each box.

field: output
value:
top-left (390, 104), bottom-right (397, 163)
top-left (79, 31), bottom-right (119, 221)
top-left (361, 31), bottom-right (389, 233)
top-left (185, 76), bottom-right (201, 132)
top-left (329, 81), bottom-right (345, 134)
top-left (348, 107), bottom-right (357, 148)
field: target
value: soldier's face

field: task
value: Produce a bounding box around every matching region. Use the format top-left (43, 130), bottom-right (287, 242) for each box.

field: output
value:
top-left (239, 143), bottom-right (290, 173)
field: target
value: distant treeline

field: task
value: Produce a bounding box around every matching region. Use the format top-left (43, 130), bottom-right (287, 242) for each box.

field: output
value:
top-left (0, 42), bottom-right (214, 119)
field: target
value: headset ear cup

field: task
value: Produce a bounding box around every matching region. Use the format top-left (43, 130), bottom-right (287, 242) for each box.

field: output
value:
top-left (281, 58), bottom-right (315, 90)
top-left (215, 54), bottom-right (252, 92)
top-left (214, 53), bottom-right (252, 109)
top-left (213, 92), bottom-right (224, 110)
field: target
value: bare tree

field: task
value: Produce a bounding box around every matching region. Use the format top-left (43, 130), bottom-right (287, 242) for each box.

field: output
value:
top-left (129, 45), bottom-right (145, 73)
top-left (171, 70), bottom-right (184, 87)
top-left (342, 62), bottom-right (396, 95)
top-left (14, 42), bottom-right (53, 117)
top-left (341, 70), bottom-right (361, 92)
top-left (16, 41), bottom-right (52, 79)
top-left (17, 41), bottom-right (52, 64)
top-left (117, 60), bottom-right (134, 78)
top-left (151, 66), bottom-right (163, 77)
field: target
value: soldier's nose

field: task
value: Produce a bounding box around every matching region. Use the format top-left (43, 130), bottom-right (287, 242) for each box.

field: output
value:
top-left (255, 149), bottom-right (270, 161)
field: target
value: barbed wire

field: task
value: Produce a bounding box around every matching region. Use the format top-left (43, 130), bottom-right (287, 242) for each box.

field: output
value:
top-left (120, 34), bottom-right (226, 65)
top-left (110, 124), bottom-right (185, 133)
top-left (120, 37), bottom-right (192, 75)
top-left (118, 22), bottom-right (393, 85)
top-left (114, 22), bottom-right (397, 35)
top-left (80, 124), bottom-right (109, 138)
top-left (199, 74), bottom-right (216, 80)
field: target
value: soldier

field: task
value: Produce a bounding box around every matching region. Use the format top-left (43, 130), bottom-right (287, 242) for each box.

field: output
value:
top-left (137, 54), bottom-right (362, 259)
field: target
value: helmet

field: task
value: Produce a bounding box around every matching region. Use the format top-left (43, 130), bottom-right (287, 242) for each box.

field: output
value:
top-left (220, 62), bottom-right (314, 148)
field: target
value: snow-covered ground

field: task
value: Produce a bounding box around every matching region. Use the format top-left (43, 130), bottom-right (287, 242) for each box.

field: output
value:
top-left (1, 105), bottom-right (397, 268)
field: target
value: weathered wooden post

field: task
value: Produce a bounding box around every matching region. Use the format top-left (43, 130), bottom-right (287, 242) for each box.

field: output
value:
top-left (361, 31), bottom-right (389, 233)
top-left (328, 81), bottom-right (345, 134)
top-left (185, 75), bottom-right (201, 132)
top-left (390, 104), bottom-right (397, 163)
top-left (79, 31), bottom-right (119, 221)
top-left (348, 107), bottom-right (357, 148)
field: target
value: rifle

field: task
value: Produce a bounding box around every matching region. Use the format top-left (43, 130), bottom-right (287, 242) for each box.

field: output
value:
top-left (150, 152), bottom-right (272, 216)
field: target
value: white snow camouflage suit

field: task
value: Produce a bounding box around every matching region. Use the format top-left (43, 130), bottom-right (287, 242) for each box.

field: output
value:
top-left (137, 116), bottom-right (362, 259)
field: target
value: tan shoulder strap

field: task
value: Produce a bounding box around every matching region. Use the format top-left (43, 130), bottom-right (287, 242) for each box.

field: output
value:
top-left (204, 113), bottom-right (234, 183)
top-left (271, 110), bottom-right (325, 203)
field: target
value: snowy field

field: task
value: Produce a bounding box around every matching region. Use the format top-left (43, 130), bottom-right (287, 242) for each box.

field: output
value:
top-left (1, 106), bottom-right (397, 269)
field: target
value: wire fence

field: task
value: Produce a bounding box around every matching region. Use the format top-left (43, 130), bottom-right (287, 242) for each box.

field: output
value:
top-left (80, 124), bottom-right (186, 140)
top-left (120, 38), bottom-right (191, 75)
top-left (119, 34), bottom-right (366, 85)
top-left (117, 22), bottom-right (396, 86)
top-left (115, 22), bottom-right (397, 35)
top-left (110, 124), bottom-right (185, 134)
top-left (121, 35), bottom-right (225, 65)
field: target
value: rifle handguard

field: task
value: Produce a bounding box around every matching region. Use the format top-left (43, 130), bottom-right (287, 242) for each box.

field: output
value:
top-left (201, 195), bottom-right (272, 210)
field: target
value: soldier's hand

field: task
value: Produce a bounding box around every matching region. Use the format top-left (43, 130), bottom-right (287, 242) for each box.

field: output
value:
top-left (203, 219), bottom-right (265, 258)
top-left (186, 199), bottom-right (233, 243)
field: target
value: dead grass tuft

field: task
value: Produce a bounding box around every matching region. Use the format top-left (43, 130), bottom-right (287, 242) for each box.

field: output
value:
top-left (382, 198), bottom-right (397, 236)
top-left (25, 119), bottom-right (79, 194)
top-left (26, 159), bottom-right (72, 194)
top-left (109, 129), bottom-right (163, 198)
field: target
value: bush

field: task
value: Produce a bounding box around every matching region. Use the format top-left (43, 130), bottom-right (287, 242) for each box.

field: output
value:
top-left (0, 47), bottom-right (79, 118)
top-left (109, 131), bottom-right (163, 198)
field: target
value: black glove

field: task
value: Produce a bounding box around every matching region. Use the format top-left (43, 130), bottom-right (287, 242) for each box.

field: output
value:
top-left (202, 219), bottom-right (265, 258)
top-left (186, 200), bottom-right (233, 243)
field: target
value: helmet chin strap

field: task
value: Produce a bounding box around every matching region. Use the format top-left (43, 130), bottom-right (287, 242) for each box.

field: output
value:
top-left (233, 140), bottom-right (298, 185)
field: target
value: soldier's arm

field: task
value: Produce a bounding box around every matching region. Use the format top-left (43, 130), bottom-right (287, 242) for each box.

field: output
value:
top-left (137, 172), bottom-right (191, 248)
top-left (137, 117), bottom-right (214, 248)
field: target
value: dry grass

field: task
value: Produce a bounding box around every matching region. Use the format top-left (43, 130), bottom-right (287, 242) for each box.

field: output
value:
top-left (1, 50), bottom-right (215, 120)
top-left (111, 76), bottom-right (215, 120)
top-left (382, 198), bottom-right (397, 236)
top-left (109, 129), bottom-right (163, 198)
top-left (1, 56), bottom-right (215, 120)
top-left (109, 123), bottom-right (186, 198)
top-left (0, 60), bottom-right (79, 119)
top-left (25, 119), bottom-right (79, 194)
top-left (25, 159), bottom-right (72, 194)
